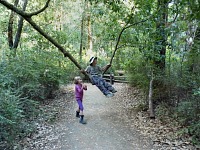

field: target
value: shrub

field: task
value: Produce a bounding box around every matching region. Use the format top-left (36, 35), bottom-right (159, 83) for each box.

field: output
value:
top-left (0, 89), bottom-right (38, 148)
top-left (175, 88), bottom-right (200, 145)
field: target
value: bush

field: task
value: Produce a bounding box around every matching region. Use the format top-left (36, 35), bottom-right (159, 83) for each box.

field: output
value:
top-left (0, 48), bottom-right (68, 148)
top-left (0, 89), bottom-right (38, 148)
top-left (175, 88), bottom-right (200, 145)
top-left (124, 55), bottom-right (150, 91)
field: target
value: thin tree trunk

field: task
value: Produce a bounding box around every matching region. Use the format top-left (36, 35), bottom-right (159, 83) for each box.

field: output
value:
top-left (8, 0), bottom-right (19, 49)
top-left (154, 0), bottom-right (168, 69)
top-left (79, 0), bottom-right (86, 61)
top-left (87, 2), bottom-right (93, 55)
top-left (79, 18), bottom-right (84, 60)
top-left (149, 72), bottom-right (155, 119)
top-left (13, 0), bottom-right (28, 49)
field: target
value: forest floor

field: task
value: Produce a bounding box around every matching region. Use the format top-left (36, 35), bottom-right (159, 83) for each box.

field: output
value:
top-left (20, 83), bottom-right (197, 150)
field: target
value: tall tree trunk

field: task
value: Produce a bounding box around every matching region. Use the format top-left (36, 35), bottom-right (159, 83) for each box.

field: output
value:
top-left (188, 26), bottom-right (200, 74)
top-left (79, 0), bottom-right (86, 61)
top-left (13, 0), bottom-right (28, 49)
top-left (8, 0), bottom-right (28, 57)
top-left (8, 0), bottom-right (19, 49)
top-left (152, 0), bottom-right (168, 103)
top-left (154, 0), bottom-right (168, 70)
top-left (87, 2), bottom-right (93, 56)
top-left (149, 71), bottom-right (155, 119)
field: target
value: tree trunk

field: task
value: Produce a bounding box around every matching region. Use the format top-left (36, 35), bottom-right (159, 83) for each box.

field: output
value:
top-left (79, 0), bottom-right (86, 61)
top-left (149, 73), bottom-right (155, 119)
top-left (8, 0), bottom-right (19, 49)
top-left (188, 26), bottom-right (200, 74)
top-left (152, 0), bottom-right (169, 102)
top-left (8, 0), bottom-right (28, 57)
top-left (13, 0), bottom-right (28, 49)
top-left (154, 0), bottom-right (168, 70)
top-left (87, 2), bottom-right (93, 56)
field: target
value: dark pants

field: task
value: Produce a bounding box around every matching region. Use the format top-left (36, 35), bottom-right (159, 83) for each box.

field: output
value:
top-left (92, 76), bottom-right (114, 95)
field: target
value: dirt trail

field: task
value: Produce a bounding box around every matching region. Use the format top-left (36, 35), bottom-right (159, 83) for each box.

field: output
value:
top-left (23, 83), bottom-right (156, 150)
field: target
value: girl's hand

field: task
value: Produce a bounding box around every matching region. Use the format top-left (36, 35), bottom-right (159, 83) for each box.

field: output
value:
top-left (83, 85), bottom-right (87, 90)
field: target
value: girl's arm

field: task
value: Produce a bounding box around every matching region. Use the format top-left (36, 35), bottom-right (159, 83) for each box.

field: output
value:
top-left (76, 84), bottom-right (83, 93)
top-left (101, 64), bottom-right (111, 72)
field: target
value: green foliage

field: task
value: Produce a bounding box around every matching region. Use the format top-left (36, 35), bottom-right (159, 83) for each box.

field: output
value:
top-left (0, 46), bottom-right (71, 148)
top-left (188, 121), bottom-right (200, 145)
top-left (123, 49), bottom-right (150, 91)
top-left (0, 89), bottom-right (38, 148)
top-left (174, 88), bottom-right (200, 145)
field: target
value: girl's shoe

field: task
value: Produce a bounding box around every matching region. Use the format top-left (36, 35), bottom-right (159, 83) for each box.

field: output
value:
top-left (79, 115), bottom-right (87, 124)
top-left (76, 111), bottom-right (80, 118)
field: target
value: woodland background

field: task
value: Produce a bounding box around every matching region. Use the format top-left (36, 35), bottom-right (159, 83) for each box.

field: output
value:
top-left (0, 0), bottom-right (199, 148)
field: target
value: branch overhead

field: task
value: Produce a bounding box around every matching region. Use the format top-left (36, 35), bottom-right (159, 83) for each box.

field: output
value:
top-left (28, 0), bottom-right (51, 16)
top-left (0, 0), bottom-right (51, 17)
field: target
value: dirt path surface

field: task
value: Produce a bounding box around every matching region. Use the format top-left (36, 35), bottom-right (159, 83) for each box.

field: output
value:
top-left (22, 83), bottom-right (157, 150)
top-left (63, 83), bottom-right (155, 150)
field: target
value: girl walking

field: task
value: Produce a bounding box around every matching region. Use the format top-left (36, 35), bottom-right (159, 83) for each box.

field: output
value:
top-left (74, 76), bottom-right (87, 124)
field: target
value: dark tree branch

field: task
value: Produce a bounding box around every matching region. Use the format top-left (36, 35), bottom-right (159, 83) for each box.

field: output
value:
top-left (103, 16), bottom-right (151, 74)
top-left (28, 0), bottom-right (51, 17)
top-left (1, 0), bottom-right (50, 17)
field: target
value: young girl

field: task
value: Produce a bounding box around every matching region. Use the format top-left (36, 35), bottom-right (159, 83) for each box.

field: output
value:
top-left (74, 76), bottom-right (87, 124)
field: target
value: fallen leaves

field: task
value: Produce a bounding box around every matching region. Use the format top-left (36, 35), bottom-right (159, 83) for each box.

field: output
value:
top-left (115, 83), bottom-right (197, 150)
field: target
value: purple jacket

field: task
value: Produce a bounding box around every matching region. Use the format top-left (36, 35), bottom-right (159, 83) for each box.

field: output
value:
top-left (75, 84), bottom-right (83, 100)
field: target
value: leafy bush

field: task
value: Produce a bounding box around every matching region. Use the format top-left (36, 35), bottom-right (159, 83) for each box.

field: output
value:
top-left (0, 47), bottom-right (70, 148)
top-left (124, 54), bottom-right (150, 91)
top-left (175, 88), bottom-right (200, 145)
top-left (0, 89), bottom-right (38, 148)
top-left (188, 121), bottom-right (200, 145)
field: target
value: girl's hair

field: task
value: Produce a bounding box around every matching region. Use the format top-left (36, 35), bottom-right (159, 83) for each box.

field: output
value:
top-left (74, 76), bottom-right (81, 84)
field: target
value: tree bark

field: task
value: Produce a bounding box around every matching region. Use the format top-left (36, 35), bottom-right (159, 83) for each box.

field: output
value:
top-left (87, 2), bottom-right (93, 56)
top-left (148, 72), bottom-right (155, 119)
top-left (79, 0), bottom-right (86, 61)
top-left (188, 26), bottom-right (200, 74)
top-left (154, 0), bottom-right (168, 70)
top-left (13, 0), bottom-right (28, 49)
top-left (7, 0), bottom-right (19, 49)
